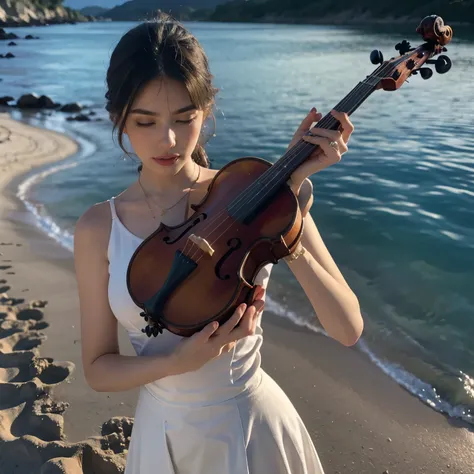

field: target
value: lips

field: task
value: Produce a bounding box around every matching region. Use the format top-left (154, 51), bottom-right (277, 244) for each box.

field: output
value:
top-left (152, 154), bottom-right (179, 160)
top-left (151, 154), bottom-right (180, 167)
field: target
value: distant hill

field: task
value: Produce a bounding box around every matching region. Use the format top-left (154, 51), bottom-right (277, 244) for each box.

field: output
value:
top-left (80, 6), bottom-right (109, 16)
top-left (103, 0), bottom-right (229, 21)
top-left (210, 0), bottom-right (474, 24)
top-left (0, 0), bottom-right (90, 26)
top-left (65, 0), bottom-right (124, 9)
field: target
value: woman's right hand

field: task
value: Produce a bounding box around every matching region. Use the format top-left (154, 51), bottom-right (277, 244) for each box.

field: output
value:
top-left (170, 286), bottom-right (266, 375)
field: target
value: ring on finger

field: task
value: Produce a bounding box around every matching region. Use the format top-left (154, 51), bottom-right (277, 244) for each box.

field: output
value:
top-left (328, 140), bottom-right (339, 150)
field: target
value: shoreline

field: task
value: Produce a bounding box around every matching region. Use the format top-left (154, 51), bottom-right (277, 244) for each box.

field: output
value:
top-left (0, 112), bottom-right (133, 473)
top-left (0, 112), bottom-right (473, 472)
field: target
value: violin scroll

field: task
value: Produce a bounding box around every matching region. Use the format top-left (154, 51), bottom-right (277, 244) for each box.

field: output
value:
top-left (368, 15), bottom-right (453, 92)
top-left (416, 15), bottom-right (453, 47)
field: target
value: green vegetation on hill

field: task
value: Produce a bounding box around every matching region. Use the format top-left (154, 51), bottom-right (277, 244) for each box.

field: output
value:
top-left (209, 0), bottom-right (474, 24)
top-left (103, 0), bottom-right (229, 21)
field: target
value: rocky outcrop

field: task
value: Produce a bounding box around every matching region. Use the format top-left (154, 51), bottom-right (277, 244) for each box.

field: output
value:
top-left (0, 0), bottom-right (92, 27)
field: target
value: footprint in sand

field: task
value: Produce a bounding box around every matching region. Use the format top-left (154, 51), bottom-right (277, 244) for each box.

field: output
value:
top-left (0, 265), bottom-right (12, 270)
top-left (0, 294), bottom-right (25, 305)
top-left (0, 290), bottom-right (131, 473)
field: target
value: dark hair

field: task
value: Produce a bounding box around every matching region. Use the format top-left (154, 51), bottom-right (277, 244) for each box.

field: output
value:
top-left (105, 12), bottom-right (218, 168)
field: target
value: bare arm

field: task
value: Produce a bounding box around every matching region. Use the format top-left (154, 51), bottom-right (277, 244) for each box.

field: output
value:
top-left (73, 203), bottom-right (178, 392)
top-left (288, 180), bottom-right (364, 346)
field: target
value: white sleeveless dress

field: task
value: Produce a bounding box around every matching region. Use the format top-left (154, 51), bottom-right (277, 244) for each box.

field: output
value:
top-left (106, 197), bottom-right (325, 474)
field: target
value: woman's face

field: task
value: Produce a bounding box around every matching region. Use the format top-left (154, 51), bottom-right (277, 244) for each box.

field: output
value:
top-left (123, 76), bottom-right (204, 176)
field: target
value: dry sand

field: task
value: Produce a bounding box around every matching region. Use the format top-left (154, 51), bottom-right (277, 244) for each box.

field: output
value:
top-left (0, 111), bottom-right (473, 473)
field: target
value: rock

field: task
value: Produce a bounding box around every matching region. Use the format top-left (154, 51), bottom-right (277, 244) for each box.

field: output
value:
top-left (37, 95), bottom-right (56, 109)
top-left (15, 94), bottom-right (57, 110)
top-left (0, 96), bottom-right (14, 106)
top-left (25, 35), bottom-right (40, 40)
top-left (66, 113), bottom-right (91, 122)
top-left (59, 102), bottom-right (83, 113)
top-left (7, 41), bottom-right (17, 46)
top-left (0, 28), bottom-right (19, 41)
top-left (17, 93), bottom-right (41, 108)
top-left (5, 53), bottom-right (15, 59)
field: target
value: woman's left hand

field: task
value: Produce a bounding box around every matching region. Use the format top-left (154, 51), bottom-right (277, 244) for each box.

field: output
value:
top-left (287, 108), bottom-right (354, 192)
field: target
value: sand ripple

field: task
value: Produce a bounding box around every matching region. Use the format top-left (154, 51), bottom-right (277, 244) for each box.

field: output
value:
top-left (0, 264), bottom-right (132, 473)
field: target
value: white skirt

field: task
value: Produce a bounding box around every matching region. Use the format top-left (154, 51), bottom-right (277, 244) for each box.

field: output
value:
top-left (124, 369), bottom-right (325, 474)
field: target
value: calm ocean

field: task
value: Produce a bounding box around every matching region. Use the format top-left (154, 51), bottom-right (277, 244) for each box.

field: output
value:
top-left (2, 20), bottom-right (474, 426)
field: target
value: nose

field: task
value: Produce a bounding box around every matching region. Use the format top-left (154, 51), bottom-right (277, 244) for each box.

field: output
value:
top-left (159, 125), bottom-right (176, 149)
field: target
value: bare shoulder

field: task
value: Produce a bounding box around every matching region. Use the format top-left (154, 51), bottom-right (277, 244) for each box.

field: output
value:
top-left (74, 200), bottom-right (112, 257)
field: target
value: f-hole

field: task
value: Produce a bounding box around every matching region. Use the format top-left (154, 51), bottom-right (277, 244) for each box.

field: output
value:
top-left (163, 213), bottom-right (207, 245)
top-left (215, 237), bottom-right (241, 280)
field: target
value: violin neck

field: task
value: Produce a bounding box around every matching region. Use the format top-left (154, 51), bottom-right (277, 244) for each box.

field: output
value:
top-left (273, 75), bottom-right (380, 181)
top-left (227, 67), bottom-right (385, 222)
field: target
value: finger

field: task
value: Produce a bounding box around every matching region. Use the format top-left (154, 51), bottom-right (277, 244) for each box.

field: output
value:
top-left (296, 108), bottom-right (323, 135)
top-left (302, 135), bottom-right (346, 160)
top-left (252, 285), bottom-right (265, 302)
top-left (215, 303), bottom-right (247, 337)
top-left (330, 109), bottom-right (354, 144)
top-left (195, 320), bottom-right (220, 343)
top-left (229, 304), bottom-right (258, 340)
top-left (223, 341), bottom-right (236, 353)
top-left (307, 127), bottom-right (342, 142)
top-left (251, 299), bottom-right (265, 315)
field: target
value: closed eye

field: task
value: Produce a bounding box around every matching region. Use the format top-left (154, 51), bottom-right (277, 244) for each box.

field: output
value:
top-left (177, 117), bottom-right (197, 124)
top-left (136, 122), bottom-right (154, 127)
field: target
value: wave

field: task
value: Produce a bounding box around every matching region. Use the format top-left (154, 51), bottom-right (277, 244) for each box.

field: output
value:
top-left (266, 295), bottom-right (474, 427)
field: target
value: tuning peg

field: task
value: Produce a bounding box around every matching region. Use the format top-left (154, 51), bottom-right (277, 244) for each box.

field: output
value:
top-left (395, 40), bottom-right (412, 54)
top-left (419, 68), bottom-right (433, 80)
top-left (435, 55), bottom-right (452, 74)
top-left (370, 50), bottom-right (384, 65)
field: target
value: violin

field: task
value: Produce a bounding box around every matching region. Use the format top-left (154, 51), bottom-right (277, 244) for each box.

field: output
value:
top-left (127, 15), bottom-right (454, 338)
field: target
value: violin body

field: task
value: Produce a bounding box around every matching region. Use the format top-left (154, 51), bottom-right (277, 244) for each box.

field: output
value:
top-left (126, 157), bottom-right (303, 337)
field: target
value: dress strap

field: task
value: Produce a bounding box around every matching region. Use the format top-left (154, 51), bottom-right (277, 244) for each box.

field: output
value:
top-left (109, 197), bottom-right (117, 220)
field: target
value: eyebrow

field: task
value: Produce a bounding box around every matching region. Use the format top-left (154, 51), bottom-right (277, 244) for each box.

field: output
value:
top-left (130, 104), bottom-right (197, 116)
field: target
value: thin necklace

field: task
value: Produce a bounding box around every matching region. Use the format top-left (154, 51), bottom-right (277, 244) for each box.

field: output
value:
top-left (138, 163), bottom-right (201, 220)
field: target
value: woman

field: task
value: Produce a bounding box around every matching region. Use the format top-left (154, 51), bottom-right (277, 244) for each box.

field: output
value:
top-left (73, 13), bottom-right (363, 474)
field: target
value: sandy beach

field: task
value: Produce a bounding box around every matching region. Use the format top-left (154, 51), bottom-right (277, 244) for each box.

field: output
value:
top-left (0, 111), bottom-right (473, 473)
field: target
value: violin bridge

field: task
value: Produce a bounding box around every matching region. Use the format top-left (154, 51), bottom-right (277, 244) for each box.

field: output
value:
top-left (188, 234), bottom-right (215, 256)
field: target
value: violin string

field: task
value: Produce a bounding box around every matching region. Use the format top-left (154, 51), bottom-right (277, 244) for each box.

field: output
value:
top-left (180, 58), bottom-right (399, 258)
top-left (184, 61), bottom-right (393, 263)
top-left (183, 60), bottom-right (398, 262)
top-left (223, 55), bottom-right (408, 225)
